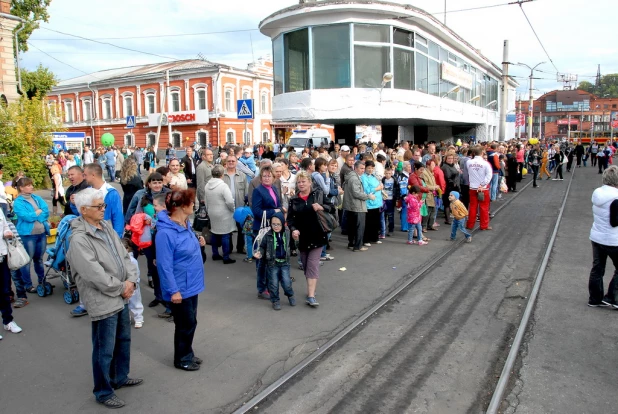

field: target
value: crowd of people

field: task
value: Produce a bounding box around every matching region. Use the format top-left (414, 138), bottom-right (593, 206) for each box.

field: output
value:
top-left (1, 134), bottom-right (612, 408)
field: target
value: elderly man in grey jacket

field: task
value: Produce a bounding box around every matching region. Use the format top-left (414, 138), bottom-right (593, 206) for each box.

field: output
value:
top-left (67, 188), bottom-right (142, 409)
top-left (343, 161), bottom-right (374, 252)
top-left (223, 155), bottom-right (248, 254)
top-left (196, 148), bottom-right (214, 204)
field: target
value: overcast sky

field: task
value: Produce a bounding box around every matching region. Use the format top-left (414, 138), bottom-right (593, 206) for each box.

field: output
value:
top-left (22, 0), bottom-right (616, 97)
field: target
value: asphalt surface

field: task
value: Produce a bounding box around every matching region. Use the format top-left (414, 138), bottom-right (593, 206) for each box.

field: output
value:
top-left (505, 166), bottom-right (618, 414)
top-left (254, 172), bottom-right (578, 413)
top-left (0, 177), bottom-right (521, 413)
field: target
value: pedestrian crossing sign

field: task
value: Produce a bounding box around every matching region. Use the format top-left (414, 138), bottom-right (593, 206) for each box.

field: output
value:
top-left (237, 99), bottom-right (254, 119)
top-left (126, 115), bottom-right (136, 128)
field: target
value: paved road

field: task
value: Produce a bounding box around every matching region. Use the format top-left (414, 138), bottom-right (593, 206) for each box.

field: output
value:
top-left (506, 166), bottom-right (618, 414)
top-left (0, 178), bottom-right (522, 413)
top-left (255, 170), bottom-right (597, 413)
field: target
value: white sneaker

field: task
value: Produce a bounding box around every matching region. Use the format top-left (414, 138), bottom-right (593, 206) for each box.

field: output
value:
top-left (4, 321), bottom-right (22, 333)
top-left (135, 321), bottom-right (143, 329)
top-left (0, 333), bottom-right (3, 340)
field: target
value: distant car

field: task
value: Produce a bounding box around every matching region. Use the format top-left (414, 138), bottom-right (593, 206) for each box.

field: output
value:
top-left (287, 129), bottom-right (332, 154)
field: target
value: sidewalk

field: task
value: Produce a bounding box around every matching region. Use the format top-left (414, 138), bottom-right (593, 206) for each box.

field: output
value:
top-left (508, 166), bottom-right (618, 413)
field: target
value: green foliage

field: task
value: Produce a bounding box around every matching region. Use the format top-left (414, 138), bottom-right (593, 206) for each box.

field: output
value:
top-left (0, 97), bottom-right (64, 187)
top-left (20, 64), bottom-right (58, 99)
top-left (578, 74), bottom-right (618, 98)
top-left (11, 0), bottom-right (52, 53)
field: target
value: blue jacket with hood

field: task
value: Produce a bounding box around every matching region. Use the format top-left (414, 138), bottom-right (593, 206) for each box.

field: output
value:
top-left (98, 182), bottom-right (124, 237)
top-left (155, 210), bottom-right (205, 301)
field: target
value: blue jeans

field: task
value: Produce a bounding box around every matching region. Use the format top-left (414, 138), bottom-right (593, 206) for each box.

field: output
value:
top-left (91, 305), bottom-right (131, 402)
top-left (407, 222), bottom-right (422, 242)
top-left (11, 269), bottom-right (26, 299)
top-left (450, 218), bottom-right (471, 240)
top-left (106, 165), bottom-right (116, 182)
top-left (211, 232), bottom-right (232, 260)
top-left (400, 205), bottom-right (409, 231)
top-left (381, 200), bottom-right (395, 236)
top-left (266, 263), bottom-right (294, 303)
top-left (490, 173), bottom-right (500, 201)
top-left (244, 234), bottom-right (254, 259)
top-left (20, 233), bottom-right (47, 288)
top-left (253, 230), bottom-right (268, 294)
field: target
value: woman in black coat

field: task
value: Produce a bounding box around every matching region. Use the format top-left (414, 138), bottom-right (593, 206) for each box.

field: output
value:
top-left (119, 158), bottom-right (144, 214)
top-left (440, 152), bottom-right (460, 224)
top-left (506, 150), bottom-right (519, 192)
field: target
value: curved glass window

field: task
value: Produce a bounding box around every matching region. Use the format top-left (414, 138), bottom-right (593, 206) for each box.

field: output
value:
top-left (284, 29), bottom-right (309, 93)
top-left (313, 25), bottom-right (351, 89)
top-left (416, 52), bottom-right (428, 93)
top-left (394, 49), bottom-right (414, 90)
top-left (355, 24), bottom-right (389, 43)
top-left (273, 35), bottom-right (284, 95)
top-left (354, 46), bottom-right (390, 88)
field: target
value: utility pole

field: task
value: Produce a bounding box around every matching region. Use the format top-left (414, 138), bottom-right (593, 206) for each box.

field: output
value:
top-left (153, 70), bottom-right (169, 155)
top-left (444, 0), bottom-right (447, 25)
top-left (167, 70), bottom-right (173, 149)
top-left (567, 114), bottom-right (571, 141)
top-left (517, 95), bottom-right (521, 140)
top-left (515, 61), bottom-right (546, 139)
top-left (499, 40), bottom-right (509, 141)
top-left (539, 110), bottom-right (543, 139)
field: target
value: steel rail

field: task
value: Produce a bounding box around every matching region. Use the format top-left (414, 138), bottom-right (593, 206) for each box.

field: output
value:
top-left (233, 178), bottom-right (534, 414)
top-left (486, 169), bottom-right (575, 413)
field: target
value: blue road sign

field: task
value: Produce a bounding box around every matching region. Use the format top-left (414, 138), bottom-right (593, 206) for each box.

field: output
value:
top-left (126, 115), bottom-right (136, 128)
top-left (51, 132), bottom-right (86, 139)
top-left (237, 99), bottom-right (254, 119)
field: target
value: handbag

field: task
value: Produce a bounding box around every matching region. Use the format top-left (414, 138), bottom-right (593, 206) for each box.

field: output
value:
top-left (316, 208), bottom-right (338, 233)
top-left (477, 189), bottom-right (485, 202)
top-left (7, 238), bottom-right (30, 270)
top-left (252, 211), bottom-right (271, 253)
top-left (192, 205), bottom-right (212, 245)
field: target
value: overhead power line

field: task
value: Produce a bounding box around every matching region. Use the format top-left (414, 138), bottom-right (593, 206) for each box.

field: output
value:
top-left (518, 2), bottom-right (559, 73)
top-left (28, 42), bottom-right (97, 78)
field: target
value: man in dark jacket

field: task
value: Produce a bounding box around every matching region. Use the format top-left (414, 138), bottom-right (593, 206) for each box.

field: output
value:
top-left (182, 147), bottom-right (197, 188)
top-left (64, 165), bottom-right (90, 216)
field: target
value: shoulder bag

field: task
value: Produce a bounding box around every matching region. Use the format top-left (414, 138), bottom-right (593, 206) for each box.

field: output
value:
top-left (315, 191), bottom-right (339, 233)
top-left (252, 211), bottom-right (271, 252)
top-left (7, 238), bottom-right (30, 270)
top-left (192, 204), bottom-right (212, 245)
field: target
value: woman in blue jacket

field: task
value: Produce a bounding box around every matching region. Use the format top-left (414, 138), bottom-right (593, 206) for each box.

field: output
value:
top-left (360, 160), bottom-right (383, 246)
top-left (156, 188), bottom-right (206, 372)
top-left (13, 177), bottom-right (50, 295)
top-left (251, 166), bottom-right (282, 300)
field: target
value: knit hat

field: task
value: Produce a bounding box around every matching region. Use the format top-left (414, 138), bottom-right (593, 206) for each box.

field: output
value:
top-left (450, 191), bottom-right (460, 200)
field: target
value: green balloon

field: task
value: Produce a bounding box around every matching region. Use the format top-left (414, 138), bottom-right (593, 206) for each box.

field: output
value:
top-left (101, 133), bottom-right (115, 147)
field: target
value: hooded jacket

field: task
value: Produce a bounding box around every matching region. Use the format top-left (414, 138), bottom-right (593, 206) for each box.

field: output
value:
top-left (155, 210), bottom-right (205, 302)
top-left (67, 217), bottom-right (138, 320)
top-left (590, 185), bottom-right (618, 246)
top-left (342, 170), bottom-right (370, 212)
top-left (204, 178), bottom-right (236, 235)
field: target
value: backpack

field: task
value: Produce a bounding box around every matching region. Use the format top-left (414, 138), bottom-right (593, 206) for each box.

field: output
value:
top-left (125, 213), bottom-right (152, 249)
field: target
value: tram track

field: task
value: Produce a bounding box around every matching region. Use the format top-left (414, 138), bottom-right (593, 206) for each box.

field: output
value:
top-left (230, 171), bottom-right (562, 414)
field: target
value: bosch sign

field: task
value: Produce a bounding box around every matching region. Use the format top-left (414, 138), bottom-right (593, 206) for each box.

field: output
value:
top-left (148, 110), bottom-right (208, 127)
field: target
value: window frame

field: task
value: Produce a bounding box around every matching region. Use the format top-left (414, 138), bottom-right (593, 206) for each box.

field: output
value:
top-left (101, 95), bottom-right (112, 120)
top-left (193, 84), bottom-right (208, 111)
top-left (82, 99), bottom-right (92, 121)
top-left (226, 129), bottom-right (235, 144)
top-left (122, 93), bottom-right (134, 117)
top-left (64, 100), bottom-right (74, 123)
top-left (224, 88), bottom-right (234, 112)
top-left (170, 89), bottom-right (181, 113)
top-left (146, 133), bottom-right (156, 148)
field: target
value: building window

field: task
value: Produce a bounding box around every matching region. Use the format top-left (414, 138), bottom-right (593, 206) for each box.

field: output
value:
top-left (171, 91), bottom-right (180, 112)
top-left (197, 131), bottom-right (208, 147)
top-left (123, 95), bottom-right (134, 117)
top-left (64, 101), bottom-right (74, 123)
top-left (83, 100), bottom-right (92, 121)
top-left (262, 131), bottom-right (269, 143)
top-left (147, 133), bottom-right (156, 148)
top-left (273, 35), bottom-right (284, 95)
top-left (312, 24), bottom-right (351, 89)
top-left (196, 89), bottom-right (207, 110)
top-left (172, 132), bottom-right (181, 147)
top-left (243, 130), bottom-right (251, 145)
top-left (416, 52), bottom-right (428, 94)
top-left (355, 24), bottom-right (389, 43)
top-left (393, 27), bottom-right (413, 47)
top-left (394, 48), bottom-right (414, 90)
top-left (284, 28), bottom-right (309, 92)
top-left (225, 89), bottom-right (233, 112)
top-left (261, 92), bottom-right (268, 114)
top-left (242, 90), bottom-right (251, 100)
top-left (102, 98), bottom-right (112, 119)
top-left (124, 134), bottom-right (134, 147)
top-left (355, 45), bottom-right (390, 88)
top-left (226, 131), bottom-right (235, 144)
top-left (145, 94), bottom-right (156, 115)
top-left (428, 60), bottom-right (440, 97)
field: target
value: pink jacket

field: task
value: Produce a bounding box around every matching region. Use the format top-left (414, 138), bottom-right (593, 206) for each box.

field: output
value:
top-left (405, 194), bottom-right (422, 225)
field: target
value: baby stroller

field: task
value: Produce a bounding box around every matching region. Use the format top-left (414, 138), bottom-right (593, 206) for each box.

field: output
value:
top-left (43, 214), bottom-right (80, 304)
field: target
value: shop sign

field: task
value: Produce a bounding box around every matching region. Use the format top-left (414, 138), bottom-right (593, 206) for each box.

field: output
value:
top-left (147, 110), bottom-right (209, 126)
top-left (441, 63), bottom-right (473, 90)
top-left (557, 119), bottom-right (579, 125)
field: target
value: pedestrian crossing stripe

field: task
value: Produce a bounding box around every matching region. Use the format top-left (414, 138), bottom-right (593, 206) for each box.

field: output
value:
top-left (238, 102), bottom-right (252, 117)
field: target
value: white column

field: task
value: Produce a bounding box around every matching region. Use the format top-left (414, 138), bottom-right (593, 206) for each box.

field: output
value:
top-left (74, 92), bottom-right (81, 122)
top-left (136, 85), bottom-right (142, 117)
top-left (94, 90), bottom-right (99, 119)
top-left (114, 88), bottom-right (120, 119)
top-left (184, 79), bottom-right (190, 111)
top-left (159, 82), bottom-right (165, 113)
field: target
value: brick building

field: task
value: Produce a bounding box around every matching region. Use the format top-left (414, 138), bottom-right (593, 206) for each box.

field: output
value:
top-left (47, 57), bottom-right (281, 149)
top-left (517, 89), bottom-right (618, 141)
top-left (0, 0), bottom-right (22, 104)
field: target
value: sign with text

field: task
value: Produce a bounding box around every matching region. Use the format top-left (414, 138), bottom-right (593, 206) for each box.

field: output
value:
top-left (441, 63), bottom-right (473, 90)
top-left (147, 110), bottom-right (209, 127)
top-left (557, 118), bottom-right (579, 125)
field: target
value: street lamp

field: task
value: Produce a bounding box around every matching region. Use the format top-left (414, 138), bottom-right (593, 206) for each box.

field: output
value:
top-left (442, 85), bottom-right (460, 98)
top-left (379, 72), bottom-right (393, 105)
top-left (515, 61), bottom-right (546, 139)
top-left (469, 95), bottom-right (481, 103)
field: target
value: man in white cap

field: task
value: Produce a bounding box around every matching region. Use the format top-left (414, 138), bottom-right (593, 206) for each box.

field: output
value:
top-left (337, 145), bottom-right (351, 174)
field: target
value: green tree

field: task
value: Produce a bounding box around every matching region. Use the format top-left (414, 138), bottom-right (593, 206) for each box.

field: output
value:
top-left (578, 74), bottom-right (618, 98)
top-left (11, 0), bottom-right (52, 53)
top-left (20, 64), bottom-right (57, 99)
top-left (0, 97), bottom-right (64, 187)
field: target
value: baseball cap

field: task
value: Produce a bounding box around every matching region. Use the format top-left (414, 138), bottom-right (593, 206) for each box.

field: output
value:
top-left (244, 147), bottom-right (252, 153)
top-left (341, 145), bottom-right (350, 151)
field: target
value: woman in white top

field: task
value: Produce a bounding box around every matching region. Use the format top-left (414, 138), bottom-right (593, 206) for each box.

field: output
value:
top-left (50, 162), bottom-right (66, 215)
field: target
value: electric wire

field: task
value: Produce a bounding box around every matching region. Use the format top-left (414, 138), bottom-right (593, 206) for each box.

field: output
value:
top-left (27, 42), bottom-right (98, 78)
top-left (518, 3), bottom-right (559, 73)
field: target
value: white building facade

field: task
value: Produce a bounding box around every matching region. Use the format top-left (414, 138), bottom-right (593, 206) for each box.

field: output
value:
top-left (259, 0), bottom-right (518, 145)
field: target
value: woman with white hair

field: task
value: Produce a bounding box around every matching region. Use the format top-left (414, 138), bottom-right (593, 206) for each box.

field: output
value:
top-left (588, 165), bottom-right (618, 308)
top-left (205, 165), bottom-right (236, 264)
